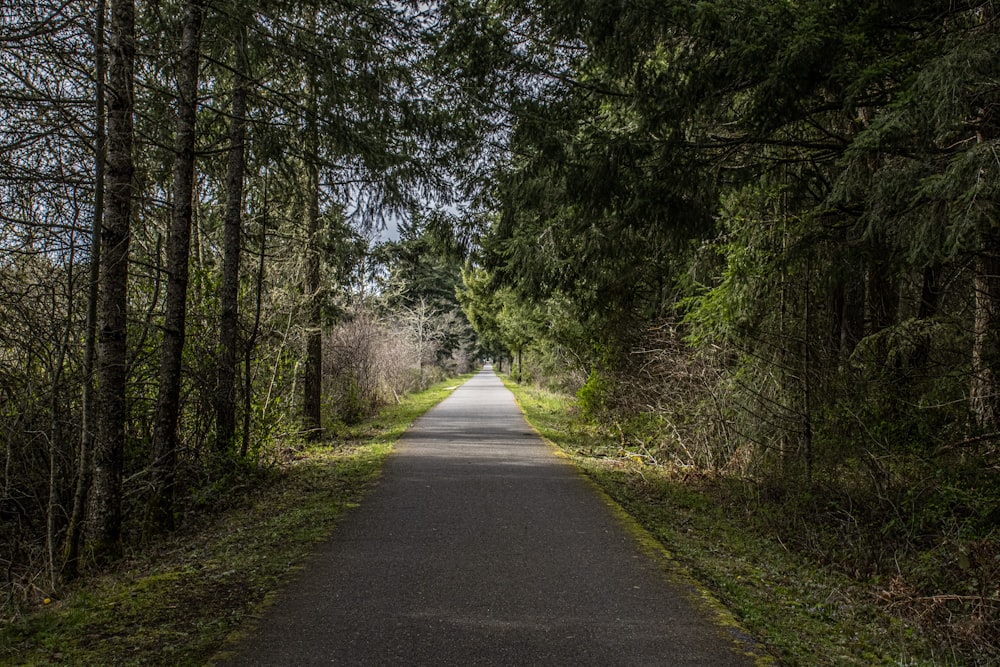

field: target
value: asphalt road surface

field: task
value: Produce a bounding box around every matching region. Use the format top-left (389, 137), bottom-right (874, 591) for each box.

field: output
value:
top-left (215, 366), bottom-right (759, 666)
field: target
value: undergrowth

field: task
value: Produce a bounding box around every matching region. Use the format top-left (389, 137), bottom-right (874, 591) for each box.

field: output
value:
top-left (505, 378), bottom-right (998, 666)
top-left (0, 375), bottom-right (469, 667)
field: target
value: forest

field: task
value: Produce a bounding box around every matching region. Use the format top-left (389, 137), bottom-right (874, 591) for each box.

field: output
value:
top-left (1, 0), bottom-right (485, 604)
top-left (463, 0), bottom-right (1000, 661)
top-left (2, 0), bottom-right (998, 663)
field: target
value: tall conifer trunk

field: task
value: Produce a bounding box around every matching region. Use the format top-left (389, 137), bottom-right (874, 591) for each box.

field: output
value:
top-left (865, 242), bottom-right (898, 370)
top-left (215, 18), bottom-right (249, 454)
top-left (970, 65), bottom-right (1000, 430)
top-left (971, 234), bottom-right (1000, 430)
top-left (302, 22), bottom-right (322, 438)
top-left (147, 0), bottom-right (204, 534)
top-left (89, 0), bottom-right (134, 561)
top-left (866, 250), bottom-right (897, 337)
top-left (64, 0), bottom-right (106, 579)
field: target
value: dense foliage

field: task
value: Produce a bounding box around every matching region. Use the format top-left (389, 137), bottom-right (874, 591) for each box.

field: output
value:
top-left (0, 0), bottom-right (484, 612)
top-left (3, 0), bottom-right (999, 661)
top-left (463, 1), bottom-right (1000, 661)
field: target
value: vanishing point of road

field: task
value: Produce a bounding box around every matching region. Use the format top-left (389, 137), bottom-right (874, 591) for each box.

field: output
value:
top-left (215, 367), bottom-right (763, 666)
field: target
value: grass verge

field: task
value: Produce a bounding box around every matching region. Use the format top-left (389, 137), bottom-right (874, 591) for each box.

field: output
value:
top-left (0, 375), bottom-right (471, 667)
top-left (504, 379), bottom-right (945, 667)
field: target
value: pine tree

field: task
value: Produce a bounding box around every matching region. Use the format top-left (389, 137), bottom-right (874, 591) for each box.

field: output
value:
top-left (90, 0), bottom-right (135, 561)
top-left (147, 0), bottom-right (205, 535)
top-left (214, 7), bottom-right (250, 455)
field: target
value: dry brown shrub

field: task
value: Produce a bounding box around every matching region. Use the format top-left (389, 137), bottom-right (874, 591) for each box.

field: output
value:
top-left (876, 541), bottom-right (1000, 663)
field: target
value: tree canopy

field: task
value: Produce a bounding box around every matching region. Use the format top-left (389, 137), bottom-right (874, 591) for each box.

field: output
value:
top-left (2, 0), bottom-right (999, 660)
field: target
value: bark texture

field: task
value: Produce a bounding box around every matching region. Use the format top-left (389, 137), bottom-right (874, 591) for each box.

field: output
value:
top-left (90, 0), bottom-right (134, 561)
top-left (972, 237), bottom-right (1000, 430)
top-left (215, 18), bottom-right (248, 454)
top-left (302, 53), bottom-right (322, 437)
top-left (147, 0), bottom-right (204, 534)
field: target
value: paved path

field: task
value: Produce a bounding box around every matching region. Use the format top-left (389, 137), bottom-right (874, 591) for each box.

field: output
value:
top-left (216, 368), bottom-right (758, 666)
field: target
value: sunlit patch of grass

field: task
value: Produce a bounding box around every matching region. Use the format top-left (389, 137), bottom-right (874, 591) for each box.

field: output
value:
top-left (505, 379), bottom-right (944, 667)
top-left (0, 375), bottom-right (471, 667)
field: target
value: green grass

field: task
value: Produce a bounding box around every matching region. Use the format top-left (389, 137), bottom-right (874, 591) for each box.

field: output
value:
top-left (0, 375), bottom-right (471, 667)
top-left (504, 379), bottom-right (944, 667)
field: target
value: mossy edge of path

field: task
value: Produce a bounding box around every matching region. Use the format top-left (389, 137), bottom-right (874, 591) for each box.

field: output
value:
top-left (503, 378), bottom-right (942, 667)
top-left (0, 375), bottom-right (472, 667)
top-left (502, 377), bottom-right (777, 667)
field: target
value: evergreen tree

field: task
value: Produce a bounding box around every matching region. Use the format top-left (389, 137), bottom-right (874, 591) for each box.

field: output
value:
top-left (147, 0), bottom-right (205, 534)
top-left (90, 0), bottom-right (135, 562)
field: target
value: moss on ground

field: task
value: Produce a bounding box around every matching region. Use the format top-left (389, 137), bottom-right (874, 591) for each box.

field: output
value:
top-left (505, 379), bottom-right (946, 667)
top-left (0, 376), bottom-right (469, 667)
top-left (3, 373), bottom-right (955, 666)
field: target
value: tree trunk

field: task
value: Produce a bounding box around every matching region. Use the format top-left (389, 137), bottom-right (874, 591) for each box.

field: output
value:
top-left (240, 169), bottom-right (270, 459)
top-left (968, 69), bottom-right (999, 429)
top-left (866, 243), bottom-right (898, 368)
top-left (302, 46), bottom-right (322, 438)
top-left (48, 272), bottom-right (74, 588)
top-left (243, 181), bottom-right (268, 459)
top-left (64, 0), bottom-right (106, 580)
top-left (89, 0), bottom-right (134, 562)
top-left (304, 211), bottom-right (322, 436)
top-left (829, 266), bottom-right (864, 368)
top-left (215, 17), bottom-right (248, 455)
top-left (919, 265), bottom-right (943, 320)
top-left (912, 264), bottom-right (943, 368)
top-left (802, 260), bottom-right (813, 484)
top-left (147, 0), bottom-right (204, 535)
top-left (971, 237), bottom-right (1000, 430)
top-left (866, 249), bottom-right (897, 337)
